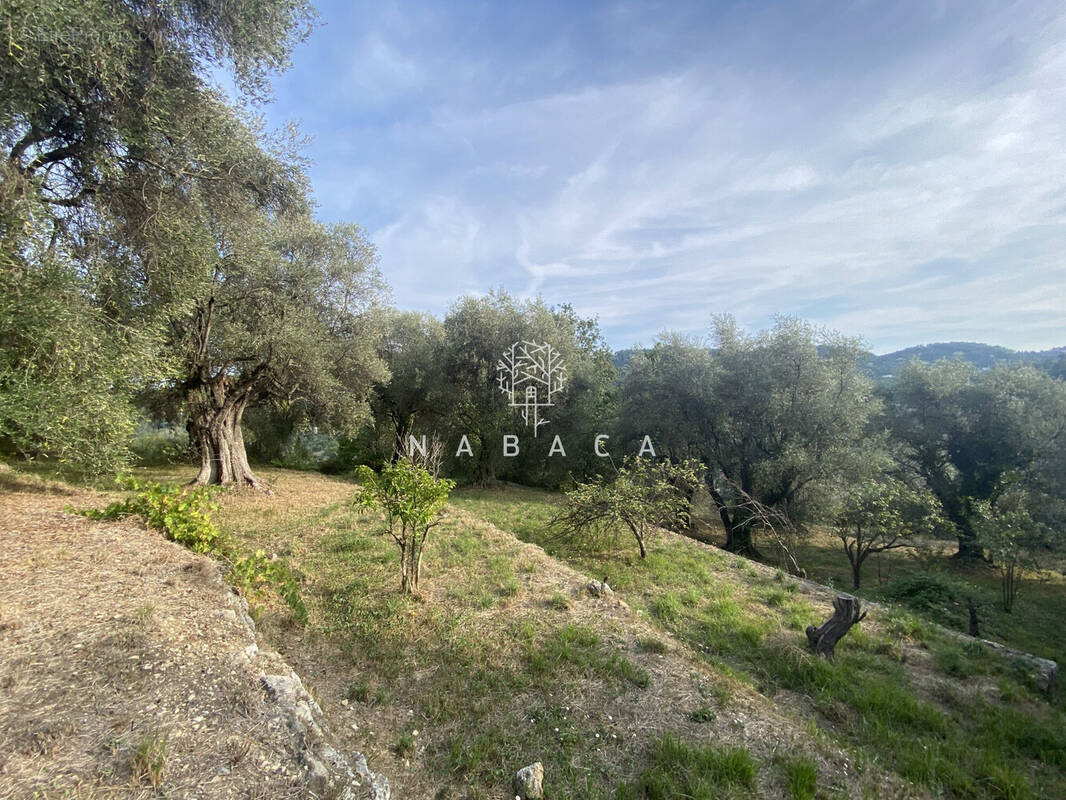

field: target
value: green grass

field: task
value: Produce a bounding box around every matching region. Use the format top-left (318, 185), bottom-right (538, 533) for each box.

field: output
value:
top-left (615, 735), bottom-right (757, 800)
top-left (780, 754), bottom-right (818, 800)
top-left (52, 465), bottom-right (1063, 799)
top-left (455, 483), bottom-right (1066, 800)
top-left (157, 469), bottom-right (668, 798)
top-left (788, 531), bottom-right (1066, 667)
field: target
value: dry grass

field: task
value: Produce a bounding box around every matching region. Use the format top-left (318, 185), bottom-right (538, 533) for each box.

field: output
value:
top-left (0, 464), bottom-right (355, 799)
top-left (171, 466), bottom-right (900, 799)
top-left (7, 463), bottom-right (1063, 798)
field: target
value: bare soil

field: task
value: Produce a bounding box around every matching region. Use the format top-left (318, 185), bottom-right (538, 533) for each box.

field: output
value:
top-left (0, 469), bottom-right (383, 800)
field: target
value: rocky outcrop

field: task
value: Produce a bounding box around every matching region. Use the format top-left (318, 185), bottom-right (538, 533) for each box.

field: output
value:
top-left (225, 582), bottom-right (391, 800)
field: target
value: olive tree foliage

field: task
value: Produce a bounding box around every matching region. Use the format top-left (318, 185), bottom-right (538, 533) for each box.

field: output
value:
top-left (550, 458), bottom-right (705, 559)
top-left (438, 291), bottom-right (526, 483)
top-left (437, 290), bottom-right (616, 486)
top-left (346, 311), bottom-right (448, 469)
top-left (170, 216), bottom-right (389, 489)
top-left (618, 317), bottom-right (878, 558)
top-left (974, 489), bottom-right (1053, 613)
top-left (0, 0), bottom-right (315, 473)
top-left (834, 477), bottom-right (942, 589)
top-left (883, 361), bottom-right (1066, 560)
top-left (354, 459), bottom-right (455, 594)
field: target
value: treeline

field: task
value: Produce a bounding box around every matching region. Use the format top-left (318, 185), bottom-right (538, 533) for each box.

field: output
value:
top-left (1, 0), bottom-right (387, 485)
top-left (2, 1), bottom-right (1065, 581)
top-left (347, 306), bottom-right (1066, 568)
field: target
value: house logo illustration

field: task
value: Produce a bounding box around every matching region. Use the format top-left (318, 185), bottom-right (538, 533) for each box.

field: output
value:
top-left (496, 340), bottom-right (566, 436)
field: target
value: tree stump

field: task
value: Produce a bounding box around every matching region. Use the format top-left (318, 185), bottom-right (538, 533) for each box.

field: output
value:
top-left (806, 594), bottom-right (866, 660)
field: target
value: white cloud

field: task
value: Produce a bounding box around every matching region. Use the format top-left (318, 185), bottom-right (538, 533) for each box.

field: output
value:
top-left (278, 0), bottom-right (1066, 351)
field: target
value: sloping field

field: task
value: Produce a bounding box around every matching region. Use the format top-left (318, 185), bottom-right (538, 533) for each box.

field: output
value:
top-left (3, 466), bottom-right (1064, 799)
top-left (0, 468), bottom-right (386, 800)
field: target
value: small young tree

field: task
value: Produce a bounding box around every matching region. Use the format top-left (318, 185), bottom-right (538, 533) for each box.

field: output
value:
top-left (551, 458), bottom-right (704, 558)
top-left (975, 491), bottom-right (1051, 612)
top-left (354, 459), bottom-right (455, 593)
top-left (835, 478), bottom-right (940, 589)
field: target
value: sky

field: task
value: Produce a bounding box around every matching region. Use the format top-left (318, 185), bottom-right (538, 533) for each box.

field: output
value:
top-left (252, 0), bottom-right (1066, 353)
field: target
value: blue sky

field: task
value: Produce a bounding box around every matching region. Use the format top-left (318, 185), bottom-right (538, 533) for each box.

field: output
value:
top-left (254, 0), bottom-right (1066, 353)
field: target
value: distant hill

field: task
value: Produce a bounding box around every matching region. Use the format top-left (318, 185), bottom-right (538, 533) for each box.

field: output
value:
top-left (864, 342), bottom-right (1066, 379)
top-left (611, 348), bottom-right (639, 371)
top-left (611, 342), bottom-right (1066, 381)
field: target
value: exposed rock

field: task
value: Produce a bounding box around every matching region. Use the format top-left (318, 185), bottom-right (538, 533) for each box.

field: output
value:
top-left (976, 639), bottom-right (1058, 695)
top-left (586, 579), bottom-right (613, 598)
top-left (514, 761), bottom-right (544, 799)
top-left (258, 657), bottom-right (389, 799)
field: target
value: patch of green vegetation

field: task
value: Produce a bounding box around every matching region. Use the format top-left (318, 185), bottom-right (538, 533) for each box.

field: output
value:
top-left (75, 476), bottom-right (220, 552)
top-left (527, 624), bottom-right (649, 690)
top-left (615, 735), bottom-right (757, 800)
top-left (635, 635), bottom-right (667, 654)
top-left (130, 728), bottom-right (167, 789)
top-left (687, 705), bottom-right (716, 723)
top-left (546, 591), bottom-right (571, 611)
top-left (394, 733), bottom-right (416, 758)
top-left (460, 484), bottom-right (1066, 800)
top-left (780, 754), bottom-right (818, 800)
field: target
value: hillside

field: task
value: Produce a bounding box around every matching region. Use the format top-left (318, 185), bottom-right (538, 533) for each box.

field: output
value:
top-left (3, 466), bottom-right (1064, 799)
top-left (864, 342), bottom-right (1066, 378)
top-left (0, 468), bottom-right (388, 800)
top-left (613, 343), bottom-right (1066, 380)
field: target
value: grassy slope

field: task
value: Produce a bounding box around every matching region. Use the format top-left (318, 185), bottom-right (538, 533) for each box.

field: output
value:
top-left (55, 465), bottom-right (1066, 799)
top-left (790, 530), bottom-right (1066, 668)
top-left (183, 467), bottom-right (870, 800)
top-left (452, 485), bottom-right (1066, 800)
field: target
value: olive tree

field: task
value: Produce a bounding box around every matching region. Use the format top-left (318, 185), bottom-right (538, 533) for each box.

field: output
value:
top-left (618, 317), bottom-right (877, 557)
top-left (834, 477), bottom-right (941, 589)
top-left (438, 291), bottom-right (616, 486)
top-left (172, 216), bottom-right (388, 489)
top-left (883, 361), bottom-right (1066, 560)
top-left (551, 458), bottom-right (705, 559)
top-left (355, 459), bottom-right (455, 594)
top-left (975, 490), bottom-right (1052, 612)
top-left (0, 0), bottom-right (315, 473)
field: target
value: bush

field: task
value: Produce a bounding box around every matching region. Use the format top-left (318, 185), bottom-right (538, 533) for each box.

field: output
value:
top-left (876, 571), bottom-right (974, 616)
top-left (228, 550), bottom-right (308, 625)
top-left (76, 477), bottom-right (307, 623)
top-left (354, 458), bottom-right (455, 594)
top-left (77, 476), bottom-right (220, 552)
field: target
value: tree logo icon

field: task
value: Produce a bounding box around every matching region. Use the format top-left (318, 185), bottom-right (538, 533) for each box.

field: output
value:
top-left (496, 340), bottom-right (566, 436)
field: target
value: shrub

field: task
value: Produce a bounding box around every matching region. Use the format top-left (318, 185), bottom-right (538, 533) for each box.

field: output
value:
top-left (77, 476), bottom-right (219, 552)
top-left (354, 458), bottom-right (455, 594)
top-left (877, 571), bottom-right (973, 616)
top-left (228, 550), bottom-right (308, 625)
top-left (550, 457), bottom-right (705, 558)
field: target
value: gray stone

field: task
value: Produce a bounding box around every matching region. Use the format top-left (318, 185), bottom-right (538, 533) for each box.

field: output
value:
top-left (514, 761), bottom-right (544, 799)
top-left (586, 579), bottom-right (613, 598)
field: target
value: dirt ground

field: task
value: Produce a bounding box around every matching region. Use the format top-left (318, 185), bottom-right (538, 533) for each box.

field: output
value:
top-left (0, 469), bottom-right (386, 800)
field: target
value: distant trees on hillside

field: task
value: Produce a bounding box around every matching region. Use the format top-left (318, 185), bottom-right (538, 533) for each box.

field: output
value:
top-left (617, 317), bottom-right (877, 556)
top-left (882, 361), bottom-right (1066, 560)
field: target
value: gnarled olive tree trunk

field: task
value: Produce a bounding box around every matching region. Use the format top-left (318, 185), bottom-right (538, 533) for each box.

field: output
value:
top-left (187, 381), bottom-right (267, 491)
